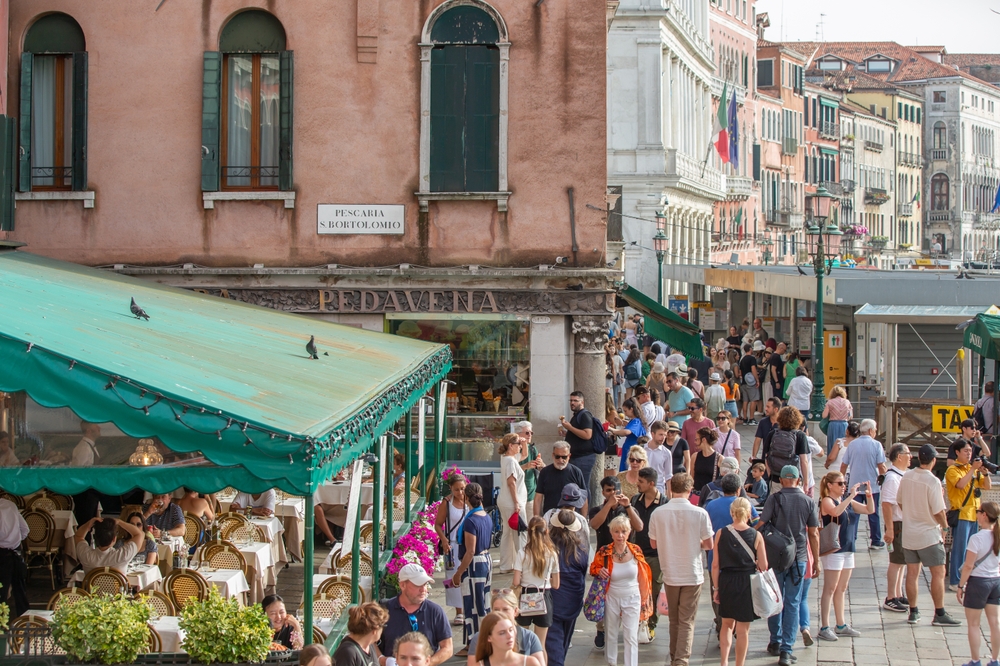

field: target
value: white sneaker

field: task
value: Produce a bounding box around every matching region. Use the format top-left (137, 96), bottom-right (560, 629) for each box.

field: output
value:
top-left (835, 625), bottom-right (861, 637)
top-left (817, 627), bottom-right (838, 642)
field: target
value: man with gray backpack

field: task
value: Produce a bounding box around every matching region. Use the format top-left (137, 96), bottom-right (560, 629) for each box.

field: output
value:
top-left (760, 406), bottom-right (813, 496)
top-left (759, 466), bottom-right (821, 666)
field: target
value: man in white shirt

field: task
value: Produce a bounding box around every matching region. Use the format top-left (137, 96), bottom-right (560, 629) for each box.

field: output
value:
top-left (645, 421), bottom-right (674, 493)
top-left (897, 444), bottom-right (952, 626)
top-left (0, 498), bottom-right (29, 616)
top-left (785, 366), bottom-right (813, 419)
top-left (881, 443), bottom-right (912, 613)
top-left (75, 515), bottom-right (145, 574)
top-left (231, 489), bottom-right (276, 517)
top-left (71, 421), bottom-right (102, 466)
top-left (648, 473), bottom-right (713, 666)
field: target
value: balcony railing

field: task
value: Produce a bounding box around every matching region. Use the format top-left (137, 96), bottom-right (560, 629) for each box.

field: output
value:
top-left (930, 148), bottom-right (948, 161)
top-left (819, 121), bottom-right (839, 140)
top-left (665, 148), bottom-right (724, 197)
top-left (898, 151), bottom-right (922, 167)
top-left (767, 208), bottom-right (803, 229)
top-left (840, 179), bottom-right (855, 193)
top-left (782, 137), bottom-right (798, 155)
top-left (765, 209), bottom-right (778, 225)
top-left (725, 175), bottom-right (753, 200)
top-left (927, 210), bottom-right (952, 223)
top-left (864, 187), bottom-right (890, 205)
top-left (897, 202), bottom-right (913, 217)
top-left (819, 180), bottom-right (844, 197)
top-left (864, 140), bottom-right (883, 152)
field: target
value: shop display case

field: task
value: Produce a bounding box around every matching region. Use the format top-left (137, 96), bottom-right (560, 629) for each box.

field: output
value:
top-left (447, 414), bottom-right (521, 461)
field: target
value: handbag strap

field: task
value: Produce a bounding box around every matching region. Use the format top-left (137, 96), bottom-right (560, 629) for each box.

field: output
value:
top-left (722, 431), bottom-right (734, 457)
top-left (727, 524), bottom-right (757, 564)
top-left (960, 476), bottom-right (977, 509)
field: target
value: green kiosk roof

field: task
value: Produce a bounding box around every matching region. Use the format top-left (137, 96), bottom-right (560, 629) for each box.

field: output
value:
top-left (0, 251), bottom-right (451, 495)
top-left (619, 285), bottom-right (704, 359)
top-left (964, 313), bottom-right (1000, 361)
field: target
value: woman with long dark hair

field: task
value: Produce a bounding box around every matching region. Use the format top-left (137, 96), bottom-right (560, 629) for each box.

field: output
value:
top-left (435, 470), bottom-right (469, 626)
top-left (451, 482), bottom-right (495, 650)
top-left (690, 427), bottom-right (721, 493)
top-left (544, 510), bottom-right (589, 666)
top-left (608, 399), bottom-right (647, 473)
top-left (623, 349), bottom-right (642, 401)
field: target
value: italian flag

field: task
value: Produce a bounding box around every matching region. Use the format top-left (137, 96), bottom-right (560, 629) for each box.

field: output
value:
top-left (714, 83), bottom-right (730, 164)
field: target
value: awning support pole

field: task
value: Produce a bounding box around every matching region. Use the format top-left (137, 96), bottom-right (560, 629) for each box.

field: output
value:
top-left (385, 439), bottom-right (395, 553)
top-left (351, 482), bottom-right (362, 604)
top-left (994, 359), bottom-right (999, 467)
top-left (405, 412), bottom-right (413, 524)
top-left (371, 438), bottom-right (383, 598)
top-left (303, 492), bottom-right (314, 646)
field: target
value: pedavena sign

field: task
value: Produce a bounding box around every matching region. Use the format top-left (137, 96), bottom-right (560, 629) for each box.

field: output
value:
top-left (317, 204), bottom-right (405, 235)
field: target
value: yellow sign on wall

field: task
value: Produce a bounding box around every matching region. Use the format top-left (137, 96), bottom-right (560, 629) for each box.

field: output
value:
top-left (932, 405), bottom-right (975, 433)
top-left (824, 331), bottom-right (847, 386)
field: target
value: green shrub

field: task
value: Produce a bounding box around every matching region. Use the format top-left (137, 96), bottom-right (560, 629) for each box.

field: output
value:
top-left (52, 593), bottom-right (150, 664)
top-left (180, 588), bottom-right (272, 664)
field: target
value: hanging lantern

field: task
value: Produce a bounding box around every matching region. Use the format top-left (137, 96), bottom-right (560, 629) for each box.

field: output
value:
top-left (129, 438), bottom-right (163, 466)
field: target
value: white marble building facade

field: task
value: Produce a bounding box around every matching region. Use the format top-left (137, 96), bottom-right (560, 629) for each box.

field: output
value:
top-left (608, 0), bottom-right (724, 302)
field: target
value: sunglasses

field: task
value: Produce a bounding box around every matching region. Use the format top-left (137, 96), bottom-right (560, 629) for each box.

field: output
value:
top-left (408, 614), bottom-right (419, 632)
top-left (491, 588), bottom-right (513, 596)
top-left (553, 454), bottom-right (569, 461)
top-left (628, 457), bottom-right (643, 463)
top-left (831, 481), bottom-right (846, 486)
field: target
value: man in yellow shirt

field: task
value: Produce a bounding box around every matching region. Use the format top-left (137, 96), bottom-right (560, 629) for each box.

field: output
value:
top-left (945, 441), bottom-right (992, 591)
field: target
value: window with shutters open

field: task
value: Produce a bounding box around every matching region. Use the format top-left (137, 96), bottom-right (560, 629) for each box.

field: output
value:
top-left (202, 10), bottom-right (292, 194)
top-left (418, 1), bottom-right (509, 210)
top-left (19, 13), bottom-right (87, 193)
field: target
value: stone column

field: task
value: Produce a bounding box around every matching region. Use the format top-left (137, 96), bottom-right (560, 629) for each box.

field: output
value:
top-left (572, 315), bottom-right (612, 508)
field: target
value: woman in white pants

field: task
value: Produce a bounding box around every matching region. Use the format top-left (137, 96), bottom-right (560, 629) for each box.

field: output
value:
top-left (497, 433), bottom-right (527, 573)
top-left (589, 516), bottom-right (653, 666)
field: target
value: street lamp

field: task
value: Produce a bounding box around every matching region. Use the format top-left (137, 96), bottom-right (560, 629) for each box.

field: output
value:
top-left (805, 184), bottom-right (841, 421)
top-left (653, 212), bottom-right (668, 305)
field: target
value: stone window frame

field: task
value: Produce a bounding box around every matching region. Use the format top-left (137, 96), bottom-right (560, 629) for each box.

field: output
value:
top-left (416, 0), bottom-right (511, 212)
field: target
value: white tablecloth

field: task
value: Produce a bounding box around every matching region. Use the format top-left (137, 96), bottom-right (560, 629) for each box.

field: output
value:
top-left (315, 482), bottom-right (374, 506)
top-left (217, 497), bottom-right (301, 562)
top-left (156, 537), bottom-right (188, 576)
top-left (201, 568), bottom-right (250, 600)
top-left (151, 615), bottom-right (185, 652)
top-left (71, 563), bottom-right (162, 591)
top-left (235, 541), bottom-right (273, 603)
top-left (51, 510), bottom-right (79, 577)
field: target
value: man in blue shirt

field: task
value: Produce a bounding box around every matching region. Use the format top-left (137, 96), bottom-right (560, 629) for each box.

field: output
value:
top-left (664, 372), bottom-right (696, 427)
top-left (379, 564), bottom-right (453, 666)
top-left (841, 418), bottom-right (887, 548)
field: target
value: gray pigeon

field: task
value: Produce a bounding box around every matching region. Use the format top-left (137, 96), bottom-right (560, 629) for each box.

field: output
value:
top-left (306, 335), bottom-right (318, 359)
top-left (130, 297), bottom-right (150, 320)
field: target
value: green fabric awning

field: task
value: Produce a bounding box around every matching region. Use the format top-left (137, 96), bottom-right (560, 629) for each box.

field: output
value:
top-left (0, 251), bottom-right (451, 495)
top-left (964, 313), bottom-right (1000, 360)
top-left (619, 285), bottom-right (704, 359)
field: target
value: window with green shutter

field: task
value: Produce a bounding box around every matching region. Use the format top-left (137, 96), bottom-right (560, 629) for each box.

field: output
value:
top-left (429, 6), bottom-right (500, 193)
top-left (19, 13), bottom-right (87, 192)
top-left (202, 10), bottom-right (292, 192)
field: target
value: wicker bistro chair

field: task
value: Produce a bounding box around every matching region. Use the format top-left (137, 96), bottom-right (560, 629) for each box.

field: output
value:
top-left (0, 491), bottom-right (24, 508)
top-left (146, 624), bottom-right (162, 653)
top-left (215, 511), bottom-right (249, 537)
top-left (22, 509), bottom-right (59, 589)
top-left (359, 522), bottom-right (374, 546)
top-left (335, 551), bottom-right (374, 578)
top-left (315, 575), bottom-right (356, 607)
top-left (163, 568), bottom-right (210, 610)
top-left (221, 520), bottom-right (265, 544)
top-left (183, 512), bottom-right (206, 549)
top-left (26, 494), bottom-right (59, 515)
top-left (50, 493), bottom-right (74, 511)
top-left (312, 626), bottom-right (328, 645)
top-left (82, 567), bottom-right (130, 596)
top-left (202, 541), bottom-right (249, 576)
top-left (47, 586), bottom-right (90, 611)
top-left (8, 615), bottom-right (63, 655)
top-left (138, 590), bottom-right (176, 618)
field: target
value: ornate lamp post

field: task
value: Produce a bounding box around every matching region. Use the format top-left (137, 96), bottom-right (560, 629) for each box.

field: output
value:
top-left (805, 185), bottom-right (841, 421)
top-left (654, 212), bottom-right (668, 305)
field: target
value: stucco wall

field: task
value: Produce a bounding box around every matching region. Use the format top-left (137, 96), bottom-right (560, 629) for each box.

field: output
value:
top-left (3, 0), bottom-right (607, 268)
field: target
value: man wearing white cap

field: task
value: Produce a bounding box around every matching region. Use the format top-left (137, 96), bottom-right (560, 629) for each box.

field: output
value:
top-left (704, 373), bottom-right (727, 421)
top-left (379, 563), bottom-right (453, 666)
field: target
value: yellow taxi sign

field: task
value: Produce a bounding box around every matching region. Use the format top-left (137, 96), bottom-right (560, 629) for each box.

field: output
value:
top-left (932, 405), bottom-right (975, 433)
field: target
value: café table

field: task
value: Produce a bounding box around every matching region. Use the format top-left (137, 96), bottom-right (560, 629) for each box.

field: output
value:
top-left (23, 610), bottom-right (184, 653)
top-left (314, 481), bottom-right (374, 506)
top-left (217, 495), bottom-right (301, 563)
top-left (49, 509), bottom-right (79, 578)
top-left (71, 561), bottom-right (162, 591)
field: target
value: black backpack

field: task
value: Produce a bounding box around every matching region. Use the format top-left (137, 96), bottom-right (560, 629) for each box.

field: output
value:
top-left (760, 494), bottom-right (797, 572)
top-left (767, 429), bottom-right (799, 476)
top-left (590, 420), bottom-right (613, 454)
top-left (973, 401), bottom-right (989, 433)
top-left (624, 361), bottom-right (641, 382)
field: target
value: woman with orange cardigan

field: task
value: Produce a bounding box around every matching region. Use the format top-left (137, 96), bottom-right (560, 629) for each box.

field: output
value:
top-left (589, 515), bottom-right (653, 666)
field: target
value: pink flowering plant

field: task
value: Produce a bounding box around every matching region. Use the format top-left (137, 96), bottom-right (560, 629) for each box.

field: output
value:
top-left (384, 500), bottom-right (444, 592)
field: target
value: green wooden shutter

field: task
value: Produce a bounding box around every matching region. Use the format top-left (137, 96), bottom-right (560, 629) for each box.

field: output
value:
top-left (430, 46), bottom-right (467, 192)
top-left (464, 46), bottom-right (499, 192)
top-left (752, 144), bottom-right (761, 181)
top-left (279, 51), bottom-right (293, 191)
top-left (71, 52), bottom-right (88, 192)
top-left (0, 116), bottom-right (16, 230)
top-left (201, 52), bottom-right (222, 192)
top-left (18, 53), bottom-right (32, 192)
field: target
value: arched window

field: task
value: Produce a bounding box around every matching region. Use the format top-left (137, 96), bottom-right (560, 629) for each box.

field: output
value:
top-left (202, 10), bottom-right (292, 192)
top-left (419, 1), bottom-right (508, 204)
top-left (933, 121), bottom-right (947, 150)
top-left (931, 173), bottom-right (949, 211)
top-left (20, 13), bottom-right (87, 192)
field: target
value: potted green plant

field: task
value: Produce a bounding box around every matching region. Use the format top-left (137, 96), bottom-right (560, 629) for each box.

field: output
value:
top-left (180, 588), bottom-right (273, 664)
top-left (51, 593), bottom-right (150, 664)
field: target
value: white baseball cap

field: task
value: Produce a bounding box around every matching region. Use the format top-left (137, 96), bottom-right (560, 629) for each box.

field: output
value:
top-left (397, 563), bottom-right (434, 586)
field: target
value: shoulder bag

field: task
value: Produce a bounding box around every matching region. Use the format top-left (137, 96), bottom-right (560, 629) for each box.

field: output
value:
top-left (819, 509), bottom-right (841, 556)
top-left (583, 576), bottom-right (607, 622)
top-left (947, 477), bottom-right (977, 529)
top-left (518, 584), bottom-right (547, 616)
top-left (727, 525), bottom-right (782, 618)
top-left (759, 494), bottom-right (796, 572)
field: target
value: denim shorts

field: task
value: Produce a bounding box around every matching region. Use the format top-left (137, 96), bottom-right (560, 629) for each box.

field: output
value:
top-left (964, 576), bottom-right (1000, 609)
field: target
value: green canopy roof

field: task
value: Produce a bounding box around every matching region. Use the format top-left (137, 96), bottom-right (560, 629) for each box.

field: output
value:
top-left (964, 313), bottom-right (1000, 361)
top-left (0, 251), bottom-right (450, 495)
top-left (619, 285), bottom-right (704, 359)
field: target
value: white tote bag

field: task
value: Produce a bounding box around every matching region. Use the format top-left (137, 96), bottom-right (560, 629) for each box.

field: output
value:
top-left (727, 525), bottom-right (783, 618)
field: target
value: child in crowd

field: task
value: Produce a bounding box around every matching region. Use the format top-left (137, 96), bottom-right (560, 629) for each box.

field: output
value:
top-left (744, 463), bottom-right (768, 505)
